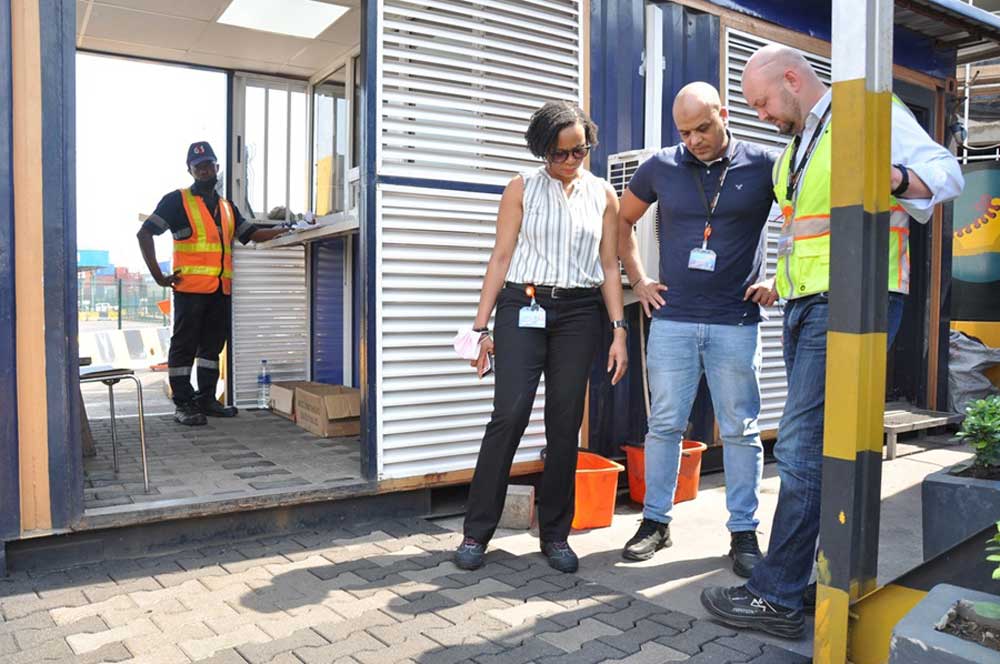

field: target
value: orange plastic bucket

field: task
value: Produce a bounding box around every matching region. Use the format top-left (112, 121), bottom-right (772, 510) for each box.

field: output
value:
top-left (622, 440), bottom-right (708, 505)
top-left (571, 451), bottom-right (624, 530)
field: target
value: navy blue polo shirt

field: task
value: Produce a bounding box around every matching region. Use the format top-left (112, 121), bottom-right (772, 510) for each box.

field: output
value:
top-left (628, 138), bottom-right (778, 325)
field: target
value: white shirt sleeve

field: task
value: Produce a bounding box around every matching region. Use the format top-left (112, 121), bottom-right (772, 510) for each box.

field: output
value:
top-left (890, 103), bottom-right (964, 224)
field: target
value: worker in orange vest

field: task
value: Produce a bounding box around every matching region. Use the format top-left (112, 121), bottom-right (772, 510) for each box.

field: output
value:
top-left (137, 141), bottom-right (286, 426)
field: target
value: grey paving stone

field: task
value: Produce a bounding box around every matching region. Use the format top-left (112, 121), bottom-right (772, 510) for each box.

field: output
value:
top-left (0, 633), bottom-right (17, 657)
top-left (415, 642), bottom-right (504, 664)
top-left (497, 579), bottom-right (564, 602)
top-left (474, 637), bottom-right (565, 664)
top-left (745, 646), bottom-right (811, 664)
top-left (537, 617), bottom-right (622, 652)
top-left (1, 588), bottom-right (90, 620)
top-left (599, 618), bottom-right (680, 655)
top-left (295, 631), bottom-right (385, 663)
top-left (368, 612), bottom-right (450, 643)
top-left (221, 460), bottom-right (277, 470)
top-left (235, 469), bottom-right (293, 479)
top-left (12, 614), bottom-right (108, 650)
top-left (248, 478), bottom-right (311, 490)
top-left (657, 621), bottom-right (738, 656)
top-left (196, 648), bottom-right (252, 663)
top-left (236, 627), bottom-right (328, 663)
top-left (2, 635), bottom-right (74, 663)
top-left (312, 608), bottom-right (397, 642)
top-left (683, 641), bottom-right (756, 664)
top-left (590, 601), bottom-right (664, 630)
top-left (0, 610), bottom-right (55, 637)
top-left (534, 640), bottom-right (629, 664)
top-left (77, 642), bottom-right (135, 664)
top-left (648, 611), bottom-right (698, 632)
top-left (210, 452), bottom-right (263, 462)
top-left (715, 634), bottom-right (767, 658)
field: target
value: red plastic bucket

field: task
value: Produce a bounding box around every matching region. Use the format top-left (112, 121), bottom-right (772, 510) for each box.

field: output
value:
top-left (622, 440), bottom-right (708, 505)
top-left (571, 451), bottom-right (624, 530)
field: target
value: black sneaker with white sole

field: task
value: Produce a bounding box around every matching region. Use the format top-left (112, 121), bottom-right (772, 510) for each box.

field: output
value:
top-left (622, 518), bottom-right (671, 561)
top-left (728, 531), bottom-right (763, 578)
top-left (700, 585), bottom-right (805, 639)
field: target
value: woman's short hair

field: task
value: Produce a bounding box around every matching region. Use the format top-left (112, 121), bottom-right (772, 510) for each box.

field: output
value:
top-left (524, 100), bottom-right (598, 159)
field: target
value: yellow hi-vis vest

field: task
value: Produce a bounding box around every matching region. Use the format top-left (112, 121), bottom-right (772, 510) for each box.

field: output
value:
top-left (773, 98), bottom-right (912, 300)
top-left (174, 188), bottom-right (235, 295)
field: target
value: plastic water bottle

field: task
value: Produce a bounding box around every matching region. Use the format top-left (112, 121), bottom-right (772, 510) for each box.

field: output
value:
top-left (257, 360), bottom-right (271, 409)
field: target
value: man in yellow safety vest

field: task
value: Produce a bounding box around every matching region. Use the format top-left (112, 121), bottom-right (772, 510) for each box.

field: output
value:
top-left (699, 45), bottom-right (963, 639)
top-left (137, 141), bottom-right (285, 426)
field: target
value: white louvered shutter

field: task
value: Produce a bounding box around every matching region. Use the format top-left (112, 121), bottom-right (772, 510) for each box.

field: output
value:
top-left (231, 245), bottom-right (309, 407)
top-left (376, 0), bottom-right (583, 478)
top-left (722, 28), bottom-right (831, 434)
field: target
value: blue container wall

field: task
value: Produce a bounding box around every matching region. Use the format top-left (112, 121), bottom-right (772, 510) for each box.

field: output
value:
top-left (586, 1), bottom-right (722, 457)
top-left (0, 0), bottom-right (19, 541)
top-left (311, 239), bottom-right (346, 385)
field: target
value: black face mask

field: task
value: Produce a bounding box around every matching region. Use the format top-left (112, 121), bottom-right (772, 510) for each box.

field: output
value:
top-left (191, 175), bottom-right (218, 197)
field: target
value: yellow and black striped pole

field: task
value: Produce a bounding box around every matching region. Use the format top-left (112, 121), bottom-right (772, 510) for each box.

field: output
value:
top-left (815, 1), bottom-right (893, 661)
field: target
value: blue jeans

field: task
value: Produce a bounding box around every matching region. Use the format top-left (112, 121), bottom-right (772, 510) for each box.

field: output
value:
top-left (747, 293), bottom-right (905, 609)
top-left (643, 319), bottom-right (764, 532)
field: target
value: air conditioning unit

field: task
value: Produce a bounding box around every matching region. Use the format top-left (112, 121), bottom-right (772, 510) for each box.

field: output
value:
top-left (607, 149), bottom-right (660, 290)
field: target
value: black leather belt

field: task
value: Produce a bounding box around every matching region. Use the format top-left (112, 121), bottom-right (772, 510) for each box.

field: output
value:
top-left (505, 282), bottom-right (599, 300)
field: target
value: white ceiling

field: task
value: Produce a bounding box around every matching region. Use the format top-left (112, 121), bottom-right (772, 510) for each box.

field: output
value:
top-left (76, 0), bottom-right (361, 79)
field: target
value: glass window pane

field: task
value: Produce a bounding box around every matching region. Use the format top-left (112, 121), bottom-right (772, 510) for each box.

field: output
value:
top-left (290, 90), bottom-right (308, 215)
top-left (352, 56), bottom-right (361, 170)
top-left (266, 87), bottom-right (289, 218)
top-left (244, 85), bottom-right (266, 217)
top-left (313, 66), bottom-right (348, 216)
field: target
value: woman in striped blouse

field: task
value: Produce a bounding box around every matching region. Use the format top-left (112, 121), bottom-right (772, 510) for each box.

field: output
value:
top-left (455, 100), bottom-right (628, 573)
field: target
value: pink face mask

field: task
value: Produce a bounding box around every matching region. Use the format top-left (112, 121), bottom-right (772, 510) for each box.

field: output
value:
top-left (453, 327), bottom-right (484, 360)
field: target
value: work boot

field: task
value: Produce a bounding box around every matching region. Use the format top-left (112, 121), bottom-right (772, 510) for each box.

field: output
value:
top-left (622, 518), bottom-right (671, 561)
top-left (540, 540), bottom-right (579, 573)
top-left (454, 536), bottom-right (486, 570)
top-left (198, 396), bottom-right (238, 418)
top-left (700, 585), bottom-right (805, 639)
top-left (729, 531), bottom-right (764, 578)
top-left (174, 402), bottom-right (207, 426)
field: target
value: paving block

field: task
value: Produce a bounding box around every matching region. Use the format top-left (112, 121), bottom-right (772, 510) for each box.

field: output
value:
top-left (366, 613), bottom-right (450, 645)
top-left (2, 636), bottom-right (75, 664)
top-left (440, 578), bottom-right (514, 604)
top-left (1, 587), bottom-right (90, 620)
top-left (12, 614), bottom-right (107, 650)
top-left (474, 637), bottom-right (565, 664)
top-left (590, 600), bottom-right (664, 630)
top-left (437, 596), bottom-right (512, 624)
top-left (323, 589), bottom-right (399, 618)
top-left (379, 592), bottom-right (459, 621)
top-left (604, 641), bottom-right (691, 663)
top-left (648, 611), bottom-right (697, 633)
top-left (0, 611), bottom-right (56, 639)
top-left (498, 485), bottom-right (535, 530)
top-left (236, 627), bottom-right (328, 663)
top-left (67, 617), bottom-right (159, 654)
top-left (683, 641), bottom-right (756, 664)
top-left (256, 605), bottom-right (343, 639)
top-left (745, 645), bottom-right (811, 663)
top-left (657, 621), bottom-right (738, 656)
top-left (294, 631), bottom-right (385, 664)
top-left (537, 617), bottom-right (622, 652)
top-left (312, 608), bottom-right (397, 642)
top-left (535, 640), bottom-right (630, 664)
top-left (715, 634), bottom-right (767, 658)
top-left (487, 598), bottom-right (564, 627)
top-left (415, 641), bottom-right (504, 664)
top-left (599, 618), bottom-right (681, 655)
top-left (423, 613), bottom-right (509, 647)
top-left (354, 633), bottom-right (441, 664)
top-left (192, 648), bottom-right (250, 664)
top-left (178, 623), bottom-right (271, 661)
top-left (50, 594), bottom-right (136, 626)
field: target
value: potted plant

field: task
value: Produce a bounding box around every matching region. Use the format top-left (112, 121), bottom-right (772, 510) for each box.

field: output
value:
top-left (922, 395), bottom-right (1000, 560)
top-left (889, 522), bottom-right (1000, 663)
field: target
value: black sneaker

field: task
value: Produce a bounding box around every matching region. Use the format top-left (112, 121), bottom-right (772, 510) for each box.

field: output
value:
top-left (700, 585), bottom-right (805, 639)
top-left (729, 531), bottom-right (763, 578)
top-left (174, 403), bottom-right (207, 426)
top-left (803, 582), bottom-right (816, 615)
top-left (540, 540), bottom-right (578, 573)
top-left (198, 397), bottom-right (238, 418)
top-left (454, 537), bottom-right (486, 570)
top-left (622, 518), bottom-right (671, 561)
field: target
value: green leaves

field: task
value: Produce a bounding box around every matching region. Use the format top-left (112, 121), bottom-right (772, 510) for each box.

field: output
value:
top-left (957, 395), bottom-right (1000, 469)
top-left (988, 521), bottom-right (1000, 582)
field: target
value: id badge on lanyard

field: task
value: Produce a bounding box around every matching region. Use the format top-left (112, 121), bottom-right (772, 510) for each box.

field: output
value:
top-left (518, 285), bottom-right (546, 328)
top-left (688, 161), bottom-right (730, 273)
top-left (777, 205), bottom-right (794, 258)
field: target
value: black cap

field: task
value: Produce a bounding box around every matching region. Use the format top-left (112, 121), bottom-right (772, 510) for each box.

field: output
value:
top-left (186, 141), bottom-right (217, 167)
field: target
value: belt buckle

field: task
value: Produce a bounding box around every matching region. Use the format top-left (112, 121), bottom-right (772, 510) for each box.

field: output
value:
top-left (551, 286), bottom-right (564, 300)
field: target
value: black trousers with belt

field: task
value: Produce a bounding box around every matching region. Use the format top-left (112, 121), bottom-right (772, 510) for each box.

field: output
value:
top-left (168, 288), bottom-right (230, 405)
top-left (463, 286), bottom-right (601, 544)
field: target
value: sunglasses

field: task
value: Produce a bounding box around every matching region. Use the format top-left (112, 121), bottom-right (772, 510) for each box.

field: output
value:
top-left (548, 144), bottom-right (593, 164)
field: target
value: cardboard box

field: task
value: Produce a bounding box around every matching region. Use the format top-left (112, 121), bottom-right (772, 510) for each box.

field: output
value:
top-left (268, 380), bottom-right (313, 420)
top-left (294, 383), bottom-right (361, 438)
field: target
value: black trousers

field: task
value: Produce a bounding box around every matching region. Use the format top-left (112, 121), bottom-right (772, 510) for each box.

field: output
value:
top-left (168, 288), bottom-right (231, 405)
top-left (463, 286), bottom-right (601, 544)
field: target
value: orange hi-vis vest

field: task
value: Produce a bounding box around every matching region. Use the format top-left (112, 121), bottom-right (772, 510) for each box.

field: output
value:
top-left (174, 188), bottom-right (235, 295)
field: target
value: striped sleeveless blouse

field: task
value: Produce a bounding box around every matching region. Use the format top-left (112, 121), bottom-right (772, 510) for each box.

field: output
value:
top-left (505, 166), bottom-right (607, 288)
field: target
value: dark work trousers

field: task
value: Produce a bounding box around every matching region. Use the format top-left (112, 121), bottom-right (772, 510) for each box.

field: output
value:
top-left (168, 288), bottom-right (231, 405)
top-left (463, 286), bottom-right (601, 544)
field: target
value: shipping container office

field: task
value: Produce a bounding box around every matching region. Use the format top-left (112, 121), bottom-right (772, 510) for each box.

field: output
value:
top-left (2, 0), bottom-right (995, 545)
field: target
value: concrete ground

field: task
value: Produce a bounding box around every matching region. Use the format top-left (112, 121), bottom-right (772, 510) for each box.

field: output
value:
top-left (81, 369), bottom-right (175, 420)
top-left (0, 434), bottom-right (969, 663)
top-left (435, 433), bottom-right (973, 659)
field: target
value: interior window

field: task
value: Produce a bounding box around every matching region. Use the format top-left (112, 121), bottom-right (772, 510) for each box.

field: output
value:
top-left (313, 66), bottom-right (348, 216)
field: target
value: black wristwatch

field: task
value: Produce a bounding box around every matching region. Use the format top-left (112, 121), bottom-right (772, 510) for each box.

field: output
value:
top-left (611, 319), bottom-right (628, 333)
top-left (891, 164), bottom-right (909, 197)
